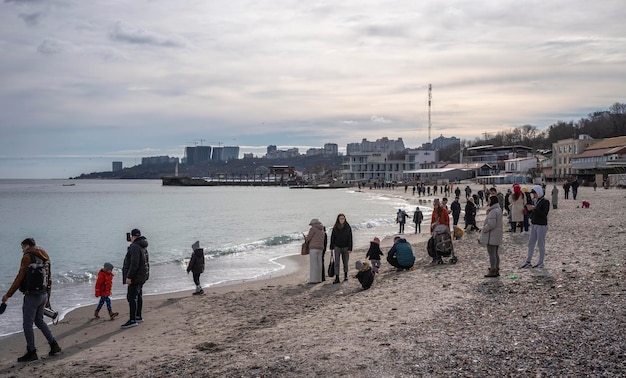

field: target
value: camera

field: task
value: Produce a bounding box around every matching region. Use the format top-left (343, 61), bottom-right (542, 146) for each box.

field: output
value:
top-left (126, 232), bottom-right (132, 242)
top-left (44, 307), bottom-right (58, 320)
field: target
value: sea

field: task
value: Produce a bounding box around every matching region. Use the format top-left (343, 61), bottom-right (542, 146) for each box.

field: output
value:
top-left (0, 179), bottom-right (433, 337)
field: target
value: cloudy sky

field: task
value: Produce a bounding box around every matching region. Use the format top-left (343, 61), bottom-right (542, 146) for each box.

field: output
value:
top-left (1, 0), bottom-right (625, 178)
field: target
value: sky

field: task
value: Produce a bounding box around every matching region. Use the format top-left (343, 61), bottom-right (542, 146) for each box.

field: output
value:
top-left (1, 0), bottom-right (625, 178)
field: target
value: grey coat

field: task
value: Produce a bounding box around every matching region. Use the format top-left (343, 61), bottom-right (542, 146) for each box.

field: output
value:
top-left (479, 204), bottom-right (503, 246)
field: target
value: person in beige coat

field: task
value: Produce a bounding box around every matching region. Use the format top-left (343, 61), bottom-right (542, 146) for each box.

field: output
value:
top-left (305, 219), bottom-right (326, 283)
top-left (479, 195), bottom-right (503, 277)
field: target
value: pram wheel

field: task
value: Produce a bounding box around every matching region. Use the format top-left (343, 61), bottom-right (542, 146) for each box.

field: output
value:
top-left (450, 256), bottom-right (458, 264)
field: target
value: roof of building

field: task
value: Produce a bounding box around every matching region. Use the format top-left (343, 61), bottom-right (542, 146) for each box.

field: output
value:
top-left (443, 163), bottom-right (493, 169)
top-left (503, 156), bottom-right (537, 162)
top-left (466, 145), bottom-right (533, 152)
top-left (403, 168), bottom-right (464, 174)
top-left (585, 136), bottom-right (626, 150)
top-left (572, 147), bottom-right (615, 159)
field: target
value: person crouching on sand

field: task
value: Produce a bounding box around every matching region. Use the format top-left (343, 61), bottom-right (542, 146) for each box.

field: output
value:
top-left (94, 262), bottom-right (119, 319)
top-left (187, 241), bottom-right (205, 295)
top-left (355, 260), bottom-right (374, 290)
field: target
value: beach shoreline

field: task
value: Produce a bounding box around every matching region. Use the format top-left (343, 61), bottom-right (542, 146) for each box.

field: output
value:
top-left (1, 183), bottom-right (625, 377)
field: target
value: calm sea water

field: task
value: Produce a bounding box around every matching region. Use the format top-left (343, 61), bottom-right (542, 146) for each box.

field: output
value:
top-left (0, 179), bottom-right (433, 337)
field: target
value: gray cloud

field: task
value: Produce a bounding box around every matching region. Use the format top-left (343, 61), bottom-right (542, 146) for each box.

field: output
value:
top-left (37, 39), bottom-right (67, 55)
top-left (109, 21), bottom-right (187, 48)
top-left (18, 11), bottom-right (43, 26)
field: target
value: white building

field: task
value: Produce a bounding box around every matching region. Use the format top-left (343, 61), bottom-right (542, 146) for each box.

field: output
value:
top-left (503, 156), bottom-right (537, 174)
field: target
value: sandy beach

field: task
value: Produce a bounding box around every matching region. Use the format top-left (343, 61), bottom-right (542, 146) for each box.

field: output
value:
top-left (1, 183), bottom-right (625, 377)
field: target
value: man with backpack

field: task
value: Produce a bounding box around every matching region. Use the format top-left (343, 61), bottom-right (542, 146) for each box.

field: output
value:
top-left (1, 238), bottom-right (62, 362)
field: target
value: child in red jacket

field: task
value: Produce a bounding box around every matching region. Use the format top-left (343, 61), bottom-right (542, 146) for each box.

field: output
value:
top-left (94, 262), bottom-right (119, 320)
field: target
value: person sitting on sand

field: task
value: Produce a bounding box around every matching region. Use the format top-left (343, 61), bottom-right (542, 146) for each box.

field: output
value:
top-left (354, 260), bottom-right (374, 290)
top-left (386, 236), bottom-right (415, 271)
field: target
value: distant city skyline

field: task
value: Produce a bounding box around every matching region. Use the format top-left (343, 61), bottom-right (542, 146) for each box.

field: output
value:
top-left (1, 1), bottom-right (625, 178)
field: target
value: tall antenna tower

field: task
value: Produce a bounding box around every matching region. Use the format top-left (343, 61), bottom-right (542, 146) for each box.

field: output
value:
top-left (428, 84), bottom-right (432, 144)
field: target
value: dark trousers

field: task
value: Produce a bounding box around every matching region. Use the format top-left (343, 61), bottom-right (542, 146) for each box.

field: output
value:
top-left (127, 283), bottom-right (143, 321)
top-left (192, 272), bottom-right (201, 286)
top-left (387, 255), bottom-right (411, 269)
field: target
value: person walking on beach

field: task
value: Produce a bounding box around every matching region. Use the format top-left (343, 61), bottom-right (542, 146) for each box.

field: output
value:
top-left (121, 229), bottom-right (149, 329)
top-left (563, 181), bottom-right (571, 199)
top-left (413, 207), bottom-right (424, 233)
top-left (551, 185), bottom-right (559, 209)
top-left (450, 196), bottom-right (462, 228)
top-left (330, 214), bottom-right (353, 284)
top-left (479, 196), bottom-right (504, 278)
top-left (396, 208), bottom-right (409, 234)
top-left (365, 237), bottom-right (384, 274)
top-left (305, 219), bottom-right (326, 283)
top-left (520, 185), bottom-right (550, 269)
top-left (187, 241), bottom-right (205, 295)
top-left (464, 197), bottom-right (479, 232)
top-left (94, 262), bottom-right (119, 319)
top-left (1, 238), bottom-right (62, 362)
top-left (571, 177), bottom-right (580, 200)
top-left (386, 236), bottom-right (415, 271)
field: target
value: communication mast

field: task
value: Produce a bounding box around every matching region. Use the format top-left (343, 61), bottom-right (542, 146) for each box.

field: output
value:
top-left (428, 84), bottom-right (432, 144)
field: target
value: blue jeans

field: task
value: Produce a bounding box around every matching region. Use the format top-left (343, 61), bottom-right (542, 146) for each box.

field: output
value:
top-left (23, 293), bottom-right (56, 352)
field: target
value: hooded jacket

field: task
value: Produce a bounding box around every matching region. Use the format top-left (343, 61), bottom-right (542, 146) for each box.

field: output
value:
top-left (5, 246), bottom-right (51, 298)
top-left (529, 185), bottom-right (550, 226)
top-left (95, 269), bottom-right (114, 297)
top-left (187, 248), bottom-right (205, 275)
top-left (305, 222), bottom-right (326, 250)
top-left (123, 236), bottom-right (150, 285)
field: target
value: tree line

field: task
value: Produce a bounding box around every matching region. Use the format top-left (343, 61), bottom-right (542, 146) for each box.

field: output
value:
top-left (439, 102), bottom-right (626, 161)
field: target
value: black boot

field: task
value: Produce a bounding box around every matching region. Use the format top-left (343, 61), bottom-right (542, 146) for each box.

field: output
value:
top-left (333, 276), bottom-right (340, 284)
top-left (18, 349), bottom-right (38, 362)
top-left (344, 272), bottom-right (348, 282)
top-left (49, 340), bottom-right (62, 356)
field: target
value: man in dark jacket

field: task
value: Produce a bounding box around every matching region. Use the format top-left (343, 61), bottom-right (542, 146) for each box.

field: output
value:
top-left (2, 238), bottom-right (62, 362)
top-left (121, 228), bottom-right (150, 329)
top-left (386, 236), bottom-right (415, 271)
top-left (450, 197), bottom-right (462, 227)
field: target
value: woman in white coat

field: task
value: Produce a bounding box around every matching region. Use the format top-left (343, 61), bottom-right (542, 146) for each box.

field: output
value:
top-left (479, 195), bottom-right (503, 277)
top-left (305, 219), bottom-right (326, 283)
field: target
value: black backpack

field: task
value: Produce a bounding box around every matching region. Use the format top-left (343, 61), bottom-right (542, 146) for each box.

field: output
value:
top-left (21, 253), bottom-right (49, 293)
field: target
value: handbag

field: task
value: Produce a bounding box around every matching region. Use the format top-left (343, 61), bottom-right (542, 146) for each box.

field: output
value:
top-left (301, 240), bottom-right (310, 255)
top-left (327, 260), bottom-right (335, 278)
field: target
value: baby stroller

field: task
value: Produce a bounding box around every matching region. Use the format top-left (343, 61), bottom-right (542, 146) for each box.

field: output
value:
top-left (427, 227), bottom-right (457, 264)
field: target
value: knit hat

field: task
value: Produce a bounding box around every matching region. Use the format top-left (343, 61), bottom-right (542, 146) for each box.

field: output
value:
top-left (355, 260), bottom-right (364, 270)
top-left (433, 198), bottom-right (440, 206)
top-left (104, 262), bottom-right (114, 271)
top-left (372, 237), bottom-right (380, 244)
top-left (513, 184), bottom-right (522, 195)
top-left (309, 218), bottom-right (321, 225)
top-left (192, 240), bottom-right (200, 251)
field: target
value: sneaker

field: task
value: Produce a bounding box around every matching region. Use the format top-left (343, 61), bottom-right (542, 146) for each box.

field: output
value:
top-left (192, 289), bottom-right (204, 295)
top-left (49, 341), bottom-right (62, 356)
top-left (17, 349), bottom-right (38, 362)
top-left (121, 320), bottom-right (138, 329)
top-left (533, 263), bottom-right (544, 268)
top-left (520, 262), bottom-right (532, 269)
top-left (135, 317), bottom-right (143, 323)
